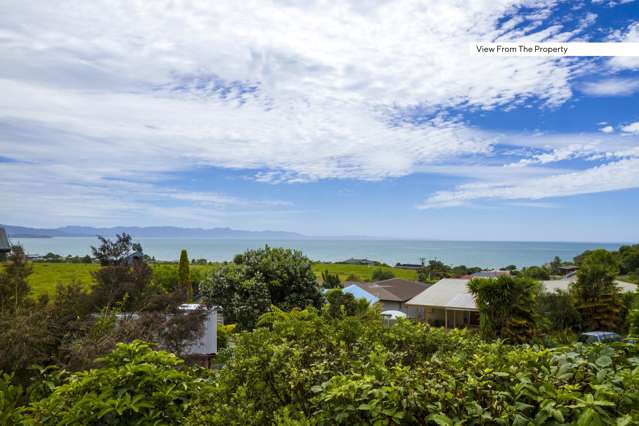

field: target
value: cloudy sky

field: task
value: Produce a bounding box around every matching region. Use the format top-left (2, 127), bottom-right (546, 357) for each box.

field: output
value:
top-left (1, 0), bottom-right (639, 241)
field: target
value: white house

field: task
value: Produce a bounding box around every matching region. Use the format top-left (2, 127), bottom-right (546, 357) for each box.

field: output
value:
top-left (406, 278), bottom-right (637, 329)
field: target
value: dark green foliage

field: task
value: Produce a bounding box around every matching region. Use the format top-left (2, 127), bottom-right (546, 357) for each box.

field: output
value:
top-left (522, 265), bottom-right (551, 280)
top-left (0, 373), bottom-right (23, 424)
top-left (417, 260), bottom-right (450, 282)
top-left (573, 249), bottom-right (624, 331)
top-left (25, 341), bottom-right (209, 425)
top-left (619, 244), bottom-right (639, 275)
top-left (186, 308), bottom-right (639, 425)
top-left (324, 288), bottom-right (368, 318)
top-left (538, 289), bottom-right (581, 331)
top-left (371, 268), bottom-right (395, 281)
top-left (178, 249), bottom-right (192, 302)
top-left (320, 269), bottom-right (341, 288)
top-left (0, 245), bottom-right (32, 313)
top-left (201, 264), bottom-right (271, 330)
top-left (468, 275), bottom-right (540, 343)
top-left (91, 261), bottom-right (154, 311)
top-left (232, 246), bottom-right (324, 311)
top-left (90, 233), bottom-right (139, 266)
top-left (549, 256), bottom-right (562, 275)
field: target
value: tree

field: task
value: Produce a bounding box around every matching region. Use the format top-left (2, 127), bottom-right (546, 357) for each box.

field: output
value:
top-left (572, 249), bottom-right (624, 331)
top-left (468, 275), bottom-right (540, 343)
top-left (417, 260), bottom-right (451, 282)
top-left (321, 270), bottom-right (341, 289)
top-left (618, 244), bottom-right (639, 276)
top-left (549, 256), bottom-right (562, 275)
top-left (178, 249), bottom-right (192, 302)
top-left (522, 265), bottom-right (550, 280)
top-left (371, 268), bottom-right (394, 281)
top-left (325, 288), bottom-right (368, 318)
top-left (537, 289), bottom-right (581, 331)
top-left (233, 246), bottom-right (324, 311)
top-left (200, 264), bottom-right (271, 330)
top-left (91, 233), bottom-right (139, 266)
top-left (0, 245), bottom-right (32, 313)
top-left (628, 294), bottom-right (639, 337)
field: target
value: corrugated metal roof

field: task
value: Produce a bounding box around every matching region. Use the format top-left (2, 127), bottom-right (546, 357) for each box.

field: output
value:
top-left (0, 228), bottom-right (10, 252)
top-left (407, 277), bottom-right (638, 310)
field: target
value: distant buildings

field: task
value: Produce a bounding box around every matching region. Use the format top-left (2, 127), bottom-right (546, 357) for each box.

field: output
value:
top-left (339, 258), bottom-right (381, 265)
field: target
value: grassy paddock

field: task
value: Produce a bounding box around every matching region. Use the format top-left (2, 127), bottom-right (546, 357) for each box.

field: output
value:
top-left (25, 261), bottom-right (418, 297)
top-left (311, 263), bottom-right (418, 282)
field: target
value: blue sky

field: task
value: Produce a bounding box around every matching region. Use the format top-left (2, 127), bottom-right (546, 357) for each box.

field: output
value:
top-left (1, 0), bottom-right (638, 241)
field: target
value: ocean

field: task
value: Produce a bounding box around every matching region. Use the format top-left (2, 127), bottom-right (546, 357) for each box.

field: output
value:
top-left (11, 237), bottom-right (626, 269)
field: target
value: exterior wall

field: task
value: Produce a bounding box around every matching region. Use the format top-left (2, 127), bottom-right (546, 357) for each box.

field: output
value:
top-left (381, 301), bottom-right (401, 312)
top-left (380, 301), bottom-right (423, 319)
top-left (183, 309), bottom-right (217, 356)
top-left (422, 307), bottom-right (479, 328)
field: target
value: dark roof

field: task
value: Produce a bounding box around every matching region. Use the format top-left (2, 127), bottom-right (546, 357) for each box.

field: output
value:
top-left (356, 279), bottom-right (428, 302)
top-left (0, 228), bottom-right (10, 252)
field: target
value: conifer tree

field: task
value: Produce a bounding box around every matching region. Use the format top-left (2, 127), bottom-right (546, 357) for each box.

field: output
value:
top-left (178, 249), bottom-right (192, 302)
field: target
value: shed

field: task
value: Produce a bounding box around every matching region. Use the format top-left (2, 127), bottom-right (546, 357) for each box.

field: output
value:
top-left (0, 227), bottom-right (10, 260)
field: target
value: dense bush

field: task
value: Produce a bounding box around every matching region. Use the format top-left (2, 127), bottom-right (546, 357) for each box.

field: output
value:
top-left (186, 308), bottom-right (639, 425)
top-left (24, 341), bottom-right (210, 425)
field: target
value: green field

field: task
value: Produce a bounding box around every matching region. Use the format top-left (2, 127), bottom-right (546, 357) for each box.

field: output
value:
top-left (311, 263), bottom-right (418, 282)
top-left (26, 262), bottom-right (418, 297)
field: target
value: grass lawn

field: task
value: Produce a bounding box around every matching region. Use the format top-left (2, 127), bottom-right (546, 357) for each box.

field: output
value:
top-left (25, 262), bottom-right (418, 297)
top-left (311, 263), bottom-right (418, 282)
top-left (29, 263), bottom-right (99, 297)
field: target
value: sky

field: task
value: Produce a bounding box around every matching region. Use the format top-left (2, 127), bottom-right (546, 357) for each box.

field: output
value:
top-left (1, 0), bottom-right (639, 242)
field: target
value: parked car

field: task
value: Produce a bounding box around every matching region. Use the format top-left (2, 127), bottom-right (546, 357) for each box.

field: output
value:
top-left (578, 331), bottom-right (622, 344)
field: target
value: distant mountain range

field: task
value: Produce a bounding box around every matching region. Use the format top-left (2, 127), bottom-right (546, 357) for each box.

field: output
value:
top-left (1, 224), bottom-right (374, 240)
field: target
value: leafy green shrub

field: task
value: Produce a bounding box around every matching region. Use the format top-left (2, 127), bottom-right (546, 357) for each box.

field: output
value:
top-left (187, 308), bottom-right (639, 425)
top-left (0, 373), bottom-right (23, 425)
top-left (24, 341), bottom-right (210, 425)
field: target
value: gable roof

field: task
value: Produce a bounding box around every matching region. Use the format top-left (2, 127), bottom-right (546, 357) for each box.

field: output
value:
top-left (0, 228), bottom-right (10, 252)
top-left (356, 278), bottom-right (429, 302)
top-left (406, 278), bottom-right (638, 310)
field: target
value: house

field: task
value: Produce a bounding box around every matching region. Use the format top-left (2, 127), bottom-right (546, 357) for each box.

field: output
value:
top-left (124, 249), bottom-right (144, 265)
top-left (0, 227), bottom-right (10, 261)
top-left (355, 278), bottom-right (429, 319)
top-left (406, 279), bottom-right (479, 328)
top-left (406, 278), bottom-right (638, 329)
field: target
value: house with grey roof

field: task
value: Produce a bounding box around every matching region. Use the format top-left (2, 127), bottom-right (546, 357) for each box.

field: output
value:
top-left (355, 278), bottom-right (429, 319)
top-left (0, 227), bottom-right (11, 261)
top-left (406, 277), bottom-right (638, 329)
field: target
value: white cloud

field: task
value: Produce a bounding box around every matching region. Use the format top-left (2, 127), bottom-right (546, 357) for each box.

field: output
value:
top-left (621, 121), bottom-right (639, 134)
top-left (600, 125), bottom-right (614, 133)
top-left (419, 158), bottom-right (639, 208)
top-left (579, 78), bottom-right (639, 96)
top-left (609, 22), bottom-right (639, 70)
top-left (0, 0), bottom-right (632, 223)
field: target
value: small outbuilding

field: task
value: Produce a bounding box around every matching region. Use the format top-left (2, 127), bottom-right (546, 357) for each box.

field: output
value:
top-left (0, 227), bottom-right (11, 261)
